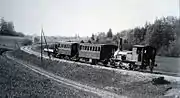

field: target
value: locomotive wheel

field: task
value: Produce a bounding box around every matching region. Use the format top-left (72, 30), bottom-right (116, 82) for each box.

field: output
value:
top-left (149, 66), bottom-right (153, 73)
top-left (92, 59), bottom-right (98, 65)
top-left (64, 56), bottom-right (69, 60)
top-left (59, 55), bottom-right (64, 59)
top-left (75, 57), bottom-right (80, 62)
top-left (128, 63), bottom-right (133, 70)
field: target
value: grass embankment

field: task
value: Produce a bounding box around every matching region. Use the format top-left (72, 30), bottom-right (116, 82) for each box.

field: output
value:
top-left (8, 49), bottom-right (178, 98)
top-left (0, 55), bottom-right (98, 98)
top-left (0, 36), bottom-right (32, 49)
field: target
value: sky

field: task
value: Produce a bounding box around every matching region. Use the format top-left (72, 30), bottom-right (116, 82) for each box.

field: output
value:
top-left (0, 0), bottom-right (179, 37)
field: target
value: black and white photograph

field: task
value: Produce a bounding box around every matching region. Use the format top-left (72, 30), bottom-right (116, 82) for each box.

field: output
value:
top-left (0, 0), bottom-right (179, 97)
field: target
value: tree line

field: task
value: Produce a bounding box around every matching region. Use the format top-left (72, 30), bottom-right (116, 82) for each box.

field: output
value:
top-left (91, 16), bottom-right (180, 57)
top-left (0, 18), bottom-right (24, 37)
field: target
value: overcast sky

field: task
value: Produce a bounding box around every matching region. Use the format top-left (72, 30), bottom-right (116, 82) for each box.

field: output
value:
top-left (0, 0), bottom-right (179, 37)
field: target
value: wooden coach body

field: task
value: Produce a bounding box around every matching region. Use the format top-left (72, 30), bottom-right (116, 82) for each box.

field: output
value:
top-left (79, 43), bottom-right (117, 60)
top-left (55, 42), bottom-right (79, 57)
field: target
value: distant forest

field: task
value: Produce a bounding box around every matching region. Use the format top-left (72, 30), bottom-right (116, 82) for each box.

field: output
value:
top-left (90, 16), bottom-right (180, 57)
top-left (0, 18), bottom-right (24, 37)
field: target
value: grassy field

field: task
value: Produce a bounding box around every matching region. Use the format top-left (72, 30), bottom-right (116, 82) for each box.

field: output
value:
top-left (156, 56), bottom-right (180, 75)
top-left (0, 35), bottom-right (31, 49)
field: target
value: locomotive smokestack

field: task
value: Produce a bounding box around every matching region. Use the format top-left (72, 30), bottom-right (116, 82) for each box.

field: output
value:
top-left (119, 38), bottom-right (123, 51)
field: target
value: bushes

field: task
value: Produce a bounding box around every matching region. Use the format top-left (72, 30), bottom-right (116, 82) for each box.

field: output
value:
top-left (152, 77), bottom-right (170, 85)
top-left (21, 39), bottom-right (33, 46)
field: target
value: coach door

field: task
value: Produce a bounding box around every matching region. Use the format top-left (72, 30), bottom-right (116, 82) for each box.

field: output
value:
top-left (71, 43), bottom-right (79, 57)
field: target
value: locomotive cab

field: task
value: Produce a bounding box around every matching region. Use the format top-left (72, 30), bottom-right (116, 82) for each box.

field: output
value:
top-left (132, 45), bottom-right (157, 71)
top-left (113, 44), bottom-right (157, 72)
top-left (132, 45), bottom-right (145, 65)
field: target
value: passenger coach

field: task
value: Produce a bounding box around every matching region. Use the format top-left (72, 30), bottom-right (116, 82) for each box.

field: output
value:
top-left (53, 42), bottom-right (79, 59)
top-left (79, 43), bottom-right (117, 64)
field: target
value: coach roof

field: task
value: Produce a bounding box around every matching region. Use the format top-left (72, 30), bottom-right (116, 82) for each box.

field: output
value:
top-left (55, 41), bottom-right (78, 45)
top-left (80, 43), bottom-right (105, 47)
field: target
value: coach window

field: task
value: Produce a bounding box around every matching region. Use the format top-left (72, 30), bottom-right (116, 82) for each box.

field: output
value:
top-left (87, 46), bottom-right (89, 50)
top-left (98, 47), bottom-right (100, 51)
top-left (93, 47), bottom-right (95, 51)
top-left (83, 46), bottom-right (85, 50)
top-left (94, 47), bottom-right (97, 51)
top-left (90, 46), bottom-right (92, 51)
top-left (80, 46), bottom-right (82, 50)
top-left (86, 46), bottom-right (88, 50)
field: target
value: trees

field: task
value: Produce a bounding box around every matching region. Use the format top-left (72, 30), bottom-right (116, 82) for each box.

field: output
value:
top-left (34, 37), bottom-right (40, 43)
top-left (80, 40), bottom-right (84, 43)
top-left (112, 16), bottom-right (180, 57)
top-left (107, 28), bottom-right (113, 38)
top-left (91, 34), bottom-right (95, 40)
top-left (0, 18), bottom-right (15, 36)
top-left (0, 18), bottom-right (24, 36)
top-left (89, 16), bottom-right (180, 57)
top-left (96, 37), bottom-right (99, 43)
top-left (88, 40), bottom-right (92, 43)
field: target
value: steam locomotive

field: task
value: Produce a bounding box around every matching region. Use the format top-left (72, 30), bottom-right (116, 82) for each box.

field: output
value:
top-left (44, 40), bottom-right (157, 72)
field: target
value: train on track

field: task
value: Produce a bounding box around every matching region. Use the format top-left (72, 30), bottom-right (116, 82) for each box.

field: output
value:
top-left (44, 38), bottom-right (157, 72)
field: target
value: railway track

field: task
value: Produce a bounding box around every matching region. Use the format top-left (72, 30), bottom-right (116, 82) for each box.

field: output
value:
top-left (21, 46), bottom-right (180, 82)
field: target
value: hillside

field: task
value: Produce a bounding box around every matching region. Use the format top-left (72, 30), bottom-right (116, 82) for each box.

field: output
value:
top-left (0, 36), bottom-right (32, 49)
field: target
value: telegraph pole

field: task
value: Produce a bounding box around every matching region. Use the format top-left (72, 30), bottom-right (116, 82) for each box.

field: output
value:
top-left (42, 29), bottom-right (51, 59)
top-left (41, 28), bottom-right (43, 65)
